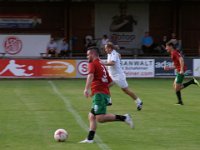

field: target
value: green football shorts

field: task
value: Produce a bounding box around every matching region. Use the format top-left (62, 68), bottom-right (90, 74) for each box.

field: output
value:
top-left (175, 73), bottom-right (185, 84)
top-left (91, 93), bottom-right (110, 115)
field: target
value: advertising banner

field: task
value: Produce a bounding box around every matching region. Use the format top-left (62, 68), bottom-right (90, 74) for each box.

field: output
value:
top-left (0, 59), bottom-right (37, 77)
top-left (121, 59), bottom-right (154, 78)
top-left (155, 58), bottom-right (193, 76)
top-left (95, 3), bottom-right (149, 49)
top-left (193, 59), bottom-right (200, 77)
top-left (39, 60), bottom-right (76, 78)
top-left (0, 58), bottom-right (195, 78)
top-left (155, 58), bottom-right (174, 76)
top-left (76, 59), bottom-right (155, 78)
top-left (0, 59), bottom-right (76, 78)
top-left (76, 60), bottom-right (89, 78)
top-left (184, 58), bottom-right (193, 76)
top-left (0, 34), bottom-right (50, 57)
top-left (0, 15), bottom-right (42, 28)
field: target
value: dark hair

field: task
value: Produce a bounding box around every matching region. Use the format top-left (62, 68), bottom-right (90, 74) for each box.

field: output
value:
top-left (103, 34), bottom-right (108, 38)
top-left (166, 42), bottom-right (176, 49)
top-left (87, 46), bottom-right (100, 55)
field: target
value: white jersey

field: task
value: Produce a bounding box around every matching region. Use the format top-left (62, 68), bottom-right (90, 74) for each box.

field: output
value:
top-left (107, 50), bottom-right (125, 79)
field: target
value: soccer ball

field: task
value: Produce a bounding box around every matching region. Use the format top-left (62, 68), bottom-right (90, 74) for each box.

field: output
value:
top-left (54, 129), bottom-right (68, 142)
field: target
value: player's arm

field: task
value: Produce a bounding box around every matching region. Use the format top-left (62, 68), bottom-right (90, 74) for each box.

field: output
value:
top-left (100, 59), bottom-right (115, 66)
top-left (179, 56), bottom-right (184, 74)
top-left (103, 61), bottom-right (115, 66)
top-left (109, 17), bottom-right (129, 32)
top-left (164, 65), bottom-right (175, 71)
top-left (103, 52), bottom-right (118, 66)
top-left (84, 73), bottom-right (94, 98)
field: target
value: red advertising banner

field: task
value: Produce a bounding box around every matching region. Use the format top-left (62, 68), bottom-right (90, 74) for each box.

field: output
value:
top-left (0, 59), bottom-right (76, 78)
top-left (39, 60), bottom-right (76, 77)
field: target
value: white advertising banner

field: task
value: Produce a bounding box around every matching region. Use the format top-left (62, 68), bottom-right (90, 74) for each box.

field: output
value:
top-left (95, 3), bottom-right (149, 49)
top-left (0, 34), bottom-right (50, 57)
top-left (121, 59), bottom-right (155, 78)
top-left (193, 59), bottom-right (200, 77)
top-left (76, 59), bottom-right (155, 78)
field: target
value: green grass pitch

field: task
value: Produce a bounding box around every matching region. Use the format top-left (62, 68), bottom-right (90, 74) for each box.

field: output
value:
top-left (0, 79), bottom-right (199, 150)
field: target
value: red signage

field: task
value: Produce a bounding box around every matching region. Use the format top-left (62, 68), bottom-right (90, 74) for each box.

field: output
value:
top-left (4, 36), bottom-right (23, 55)
top-left (0, 59), bottom-right (76, 78)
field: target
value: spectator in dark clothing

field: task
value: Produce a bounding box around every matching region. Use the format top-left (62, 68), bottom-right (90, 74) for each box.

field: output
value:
top-left (59, 39), bottom-right (71, 58)
top-left (84, 35), bottom-right (96, 50)
top-left (155, 35), bottom-right (168, 53)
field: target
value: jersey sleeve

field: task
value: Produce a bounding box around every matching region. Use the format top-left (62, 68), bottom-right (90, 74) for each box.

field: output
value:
top-left (110, 51), bottom-right (118, 62)
top-left (107, 73), bottom-right (112, 84)
top-left (88, 62), bottom-right (95, 74)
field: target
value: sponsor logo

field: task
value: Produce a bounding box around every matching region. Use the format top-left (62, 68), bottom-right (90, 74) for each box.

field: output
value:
top-left (0, 60), bottom-right (33, 76)
top-left (116, 34), bottom-right (136, 42)
top-left (122, 60), bottom-right (154, 66)
top-left (155, 60), bottom-right (173, 68)
top-left (77, 61), bottom-right (88, 75)
top-left (43, 61), bottom-right (75, 73)
top-left (4, 36), bottom-right (22, 55)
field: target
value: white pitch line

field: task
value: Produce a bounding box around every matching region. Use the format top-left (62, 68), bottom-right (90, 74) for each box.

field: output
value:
top-left (48, 81), bottom-right (112, 150)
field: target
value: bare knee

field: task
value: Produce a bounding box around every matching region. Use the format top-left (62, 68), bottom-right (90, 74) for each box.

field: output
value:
top-left (88, 112), bottom-right (95, 121)
top-left (96, 116), bottom-right (105, 123)
top-left (122, 88), bottom-right (128, 93)
top-left (175, 84), bottom-right (182, 92)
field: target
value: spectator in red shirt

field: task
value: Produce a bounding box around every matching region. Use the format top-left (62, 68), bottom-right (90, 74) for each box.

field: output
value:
top-left (80, 47), bottom-right (134, 144)
top-left (164, 42), bottom-right (199, 105)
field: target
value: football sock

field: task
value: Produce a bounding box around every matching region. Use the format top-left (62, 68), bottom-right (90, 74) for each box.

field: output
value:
top-left (87, 130), bottom-right (95, 140)
top-left (115, 115), bottom-right (126, 121)
top-left (183, 79), bottom-right (195, 88)
top-left (135, 98), bottom-right (142, 104)
top-left (176, 91), bottom-right (183, 103)
top-left (108, 98), bottom-right (112, 104)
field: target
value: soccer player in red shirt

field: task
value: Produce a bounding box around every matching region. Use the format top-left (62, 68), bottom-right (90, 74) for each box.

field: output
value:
top-left (80, 47), bottom-right (134, 144)
top-left (164, 42), bottom-right (199, 105)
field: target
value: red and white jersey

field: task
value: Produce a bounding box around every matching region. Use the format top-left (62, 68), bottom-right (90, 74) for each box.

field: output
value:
top-left (171, 50), bottom-right (186, 72)
top-left (88, 58), bottom-right (112, 96)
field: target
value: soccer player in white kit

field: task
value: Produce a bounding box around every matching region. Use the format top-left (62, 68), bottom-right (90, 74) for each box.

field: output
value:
top-left (103, 42), bottom-right (143, 110)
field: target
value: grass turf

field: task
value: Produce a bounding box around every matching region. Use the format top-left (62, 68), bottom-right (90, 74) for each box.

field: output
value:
top-left (0, 79), bottom-right (199, 150)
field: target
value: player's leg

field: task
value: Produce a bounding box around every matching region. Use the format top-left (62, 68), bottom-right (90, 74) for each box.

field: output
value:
top-left (121, 87), bottom-right (137, 100)
top-left (107, 81), bottom-right (115, 106)
top-left (80, 94), bottom-right (133, 143)
top-left (95, 114), bottom-right (134, 128)
top-left (182, 77), bottom-right (200, 89)
top-left (80, 93), bottom-right (105, 143)
top-left (94, 94), bottom-right (134, 127)
top-left (87, 112), bottom-right (96, 141)
top-left (116, 78), bottom-right (143, 110)
top-left (174, 73), bottom-right (184, 105)
top-left (79, 111), bottom-right (96, 143)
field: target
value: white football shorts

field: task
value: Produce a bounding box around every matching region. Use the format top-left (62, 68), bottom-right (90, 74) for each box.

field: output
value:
top-left (112, 76), bottom-right (128, 89)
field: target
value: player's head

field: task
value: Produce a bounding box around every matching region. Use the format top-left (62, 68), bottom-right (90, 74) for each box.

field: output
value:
top-left (166, 42), bottom-right (176, 53)
top-left (10, 60), bottom-right (15, 64)
top-left (105, 42), bottom-right (114, 54)
top-left (87, 47), bottom-right (99, 62)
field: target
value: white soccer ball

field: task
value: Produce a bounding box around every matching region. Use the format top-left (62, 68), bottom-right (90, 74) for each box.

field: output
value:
top-left (54, 129), bottom-right (68, 142)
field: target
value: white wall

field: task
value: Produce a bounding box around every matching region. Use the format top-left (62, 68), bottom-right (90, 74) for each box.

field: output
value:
top-left (95, 3), bottom-right (149, 49)
top-left (0, 34), bottom-right (50, 57)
